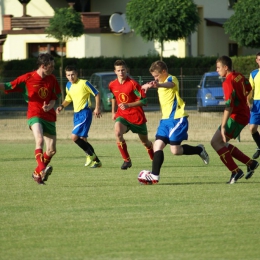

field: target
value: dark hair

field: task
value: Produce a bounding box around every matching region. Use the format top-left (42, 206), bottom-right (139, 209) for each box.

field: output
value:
top-left (256, 52), bottom-right (260, 57)
top-left (37, 53), bottom-right (54, 67)
top-left (216, 56), bottom-right (232, 70)
top-left (65, 65), bottom-right (78, 72)
top-left (149, 60), bottom-right (168, 73)
top-left (114, 59), bottom-right (127, 68)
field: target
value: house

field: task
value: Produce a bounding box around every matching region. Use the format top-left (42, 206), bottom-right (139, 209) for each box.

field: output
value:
top-left (0, 0), bottom-right (257, 61)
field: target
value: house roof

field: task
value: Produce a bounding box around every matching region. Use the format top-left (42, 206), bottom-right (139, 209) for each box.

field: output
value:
top-left (204, 18), bottom-right (228, 27)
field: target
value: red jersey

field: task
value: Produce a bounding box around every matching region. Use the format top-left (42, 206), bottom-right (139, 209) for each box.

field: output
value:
top-left (223, 71), bottom-right (252, 125)
top-left (109, 76), bottom-right (147, 125)
top-left (4, 71), bottom-right (61, 122)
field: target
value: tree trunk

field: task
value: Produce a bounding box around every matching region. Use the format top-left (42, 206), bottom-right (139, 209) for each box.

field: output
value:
top-left (59, 42), bottom-right (64, 101)
top-left (160, 40), bottom-right (164, 61)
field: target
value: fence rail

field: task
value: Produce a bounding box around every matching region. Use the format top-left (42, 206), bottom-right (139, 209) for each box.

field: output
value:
top-left (0, 75), bottom-right (202, 109)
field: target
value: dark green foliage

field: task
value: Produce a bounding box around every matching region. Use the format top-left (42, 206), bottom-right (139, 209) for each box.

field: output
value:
top-left (126, 0), bottom-right (200, 42)
top-left (224, 0), bottom-right (260, 48)
top-left (45, 7), bottom-right (84, 42)
top-left (231, 56), bottom-right (257, 76)
top-left (0, 56), bottom-right (257, 78)
top-left (126, 0), bottom-right (200, 58)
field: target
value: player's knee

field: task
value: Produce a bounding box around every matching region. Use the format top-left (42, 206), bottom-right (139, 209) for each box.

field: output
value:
top-left (71, 134), bottom-right (78, 142)
top-left (142, 141), bottom-right (152, 149)
top-left (114, 131), bottom-right (123, 139)
top-left (49, 150), bottom-right (56, 157)
top-left (171, 150), bottom-right (178, 155)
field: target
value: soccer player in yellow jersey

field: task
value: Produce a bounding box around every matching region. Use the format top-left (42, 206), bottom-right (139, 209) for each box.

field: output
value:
top-left (139, 60), bottom-right (209, 185)
top-left (56, 65), bottom-right (102, 168)
top-left (248, 52), bottom-right (260, 160)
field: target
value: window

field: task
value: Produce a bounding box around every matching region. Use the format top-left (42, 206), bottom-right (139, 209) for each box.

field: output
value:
top-left (229, 43), bottom-right (238, 57)
top-left (28, 43), bottom-right (66, 58)
top-left (228, 0), bottom-right (238, 9)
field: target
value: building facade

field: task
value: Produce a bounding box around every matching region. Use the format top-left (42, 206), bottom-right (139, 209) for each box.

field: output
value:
top-left (0, 0), bottom-right (257, 60)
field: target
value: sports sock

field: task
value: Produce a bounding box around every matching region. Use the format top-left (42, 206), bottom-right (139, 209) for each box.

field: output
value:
top-left (35, 148), bottom-right (45, 173)
top-left (86, 141), bottom-right (100, 162)
top-left (217, 146), bottom-right (238, 172)
top-left (152, 150), bottom-right (164, 176)
top-left (227, 144), bottom-right (251, 165)
top-left (145, 142), bottom-right (154, 160)
top-left (43, 152), bottom-right (52, 166)
top-left (252, 131), bottom-right (260, 148)
top-left (182, 144), bottom-right (201, 155)
top-left (117, 141), bottom-right (130, 161)
top-left (75, 138), bottom-right (94, 156)
top-left (35, 152), bottom-right (52, 173)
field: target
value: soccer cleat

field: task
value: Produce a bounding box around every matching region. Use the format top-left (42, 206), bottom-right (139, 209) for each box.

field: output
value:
top-left (32, 172), bottom-right (45, 185)
top-left (245, 160), bottom-right (259, 180)
top-left (138, 171), bottom-right (159, 185)
top-left (85, 155), bottom-right (92, 166)
top-left (40, 165), bottom-right (53, 182)
top-left (198, 144), bottom-right (209, 164)
top-left (85, 153), bottom-right (96, 166)
top-left (227, 169), bottom-right (244, 184)
top-left (252, 148), bottom-right (260, 159)
top-left (89, 161), bottom-right (102, 168)
top-left (121, 160), bottom-right (132, 170)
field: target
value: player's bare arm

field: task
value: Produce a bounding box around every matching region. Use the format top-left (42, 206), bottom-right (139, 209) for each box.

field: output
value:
top-left (111, 98), bottom-right (117, 120)
top-left (118, 100), bottom-right (143, 110)
top-left (141, 82), bottom-right (153, 93)
top-left (153, 81), bottom-right (174, 88)
top-left (247, 90), bottom-right (254, 107)
top-left (93, 93), bottom-right (102, 118)
top-left (56, 100), bottom-right (70, 114)
top-left (221, 107), bottom-right (232, 143)
top-left (42, 100), bottom-right (55, 112)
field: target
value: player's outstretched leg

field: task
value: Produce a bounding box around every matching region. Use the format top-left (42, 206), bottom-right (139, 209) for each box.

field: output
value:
top-left (198, 144), bottom-right (209, 164)
top-left (41, 165), bottom-right (53, 182)
top-left (246, 160), bottom-right (259, 179)
top-left (138, 170), bottom-right (159, 185)
top-left (227, 168), bottom-right (244, 184)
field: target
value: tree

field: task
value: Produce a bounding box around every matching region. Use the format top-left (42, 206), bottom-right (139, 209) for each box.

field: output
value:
top-left (224, 0), bottom-right (260, 49)
top-left (125, 0), bottom-right (200, 60)
top-left (45, 7), bottom-right (84, 99)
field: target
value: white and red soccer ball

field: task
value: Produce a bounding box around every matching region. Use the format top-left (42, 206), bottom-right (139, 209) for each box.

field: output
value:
top-left (138, 170), bottom-right (159, 185)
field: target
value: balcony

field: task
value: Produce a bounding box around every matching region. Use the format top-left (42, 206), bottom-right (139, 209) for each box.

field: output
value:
top-left (2, 13), bottom-right (111, 34)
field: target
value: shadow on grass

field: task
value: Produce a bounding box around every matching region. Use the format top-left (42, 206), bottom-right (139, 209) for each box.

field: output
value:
top-left (160, 181), bottom-right (260, 185)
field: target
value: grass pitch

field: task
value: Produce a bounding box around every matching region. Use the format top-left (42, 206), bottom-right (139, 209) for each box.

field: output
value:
top-left (0, 140), bottom-right (260, 260)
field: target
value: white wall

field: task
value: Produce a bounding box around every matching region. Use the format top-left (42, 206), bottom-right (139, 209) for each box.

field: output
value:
top-left (1, 0), bottom-right (258, 60)
top-left (3, 34), bottom-right (58, 60)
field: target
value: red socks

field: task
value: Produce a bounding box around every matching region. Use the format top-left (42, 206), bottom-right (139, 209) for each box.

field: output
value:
top-left (117, 141), bottom-right (130, 162)
top-left (217, 146), bottom-right (238, 172)
top-left (227, 144), bottom-right (251, 165)
top-left (35, 150), bottom-right (52, 174)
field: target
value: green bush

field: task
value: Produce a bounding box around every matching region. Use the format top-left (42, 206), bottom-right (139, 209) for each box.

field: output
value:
top-left (0, 55), bottom-right (257, 78)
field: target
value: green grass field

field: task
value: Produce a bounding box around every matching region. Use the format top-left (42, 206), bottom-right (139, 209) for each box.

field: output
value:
top-left (1, 140), bottom-right (260, 260)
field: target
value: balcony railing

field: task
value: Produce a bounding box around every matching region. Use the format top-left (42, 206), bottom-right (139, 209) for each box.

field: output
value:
top-left (2, 13), bottom-right (111, 34)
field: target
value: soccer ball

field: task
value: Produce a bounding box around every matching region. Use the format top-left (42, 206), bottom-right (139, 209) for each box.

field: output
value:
top-left (137, 170), bottom-right (152, 184)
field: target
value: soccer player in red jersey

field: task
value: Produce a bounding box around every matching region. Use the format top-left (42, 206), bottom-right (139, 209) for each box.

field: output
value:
top-left (0, 53), bottom-right (61, 185)
top-left (109, 60), bottom-right (154, 169)
top-left (211, 55), bottom-right (259, 184)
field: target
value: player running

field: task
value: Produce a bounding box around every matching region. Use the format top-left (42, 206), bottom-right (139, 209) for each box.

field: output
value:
top-left (109, 60), bottom-right (154, 170)
top-left (211, 55), bottom-right (259, 184)
top-left (56, 65), bottom-right (102, 168)
top-left (139, 60), bottom-right (209, 185)
top-left (0, 53), bottom-right (61, 185)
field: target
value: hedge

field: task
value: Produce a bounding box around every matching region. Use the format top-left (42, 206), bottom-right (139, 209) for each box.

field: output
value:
top-left (0, 55), bottom-right (258, 78)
